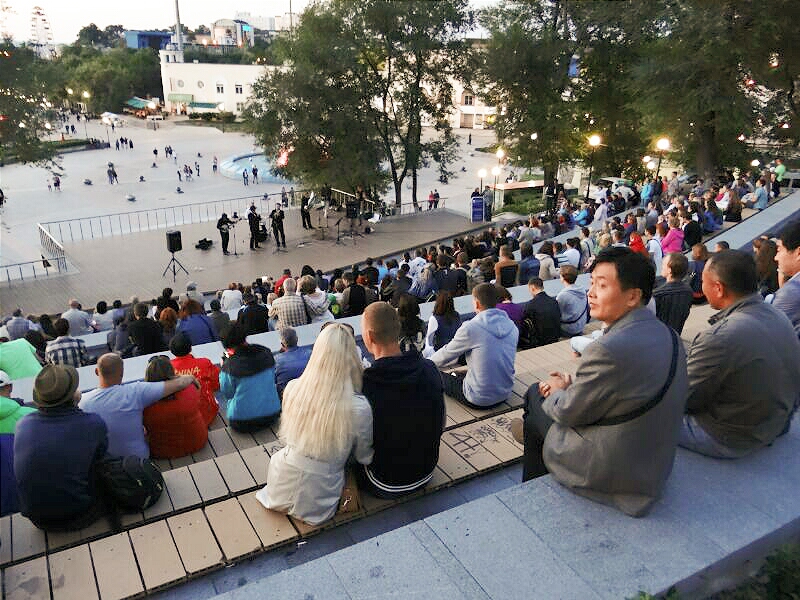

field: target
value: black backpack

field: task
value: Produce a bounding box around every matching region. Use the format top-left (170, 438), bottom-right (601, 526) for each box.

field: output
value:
top-left (99, 456), bottom-right (164, 511)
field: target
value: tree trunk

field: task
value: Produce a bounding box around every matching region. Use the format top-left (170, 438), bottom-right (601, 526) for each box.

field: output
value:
top-left (412, 167), bottom-right (418, 210)
top-left (696, 112), bottom-right (717, 182)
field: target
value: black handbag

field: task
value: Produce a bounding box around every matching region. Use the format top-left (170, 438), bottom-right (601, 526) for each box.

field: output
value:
top-left (98, 456), bottom-right (164, 511)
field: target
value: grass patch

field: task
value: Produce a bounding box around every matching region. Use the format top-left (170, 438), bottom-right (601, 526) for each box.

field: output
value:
top-left (175, 120), bottom-right (249, 132)
top-left (630, 543), bottom-right (800, 600)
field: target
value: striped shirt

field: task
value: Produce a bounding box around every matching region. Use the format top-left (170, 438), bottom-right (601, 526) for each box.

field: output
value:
top-left (45, 336), bottom-right (89, 368)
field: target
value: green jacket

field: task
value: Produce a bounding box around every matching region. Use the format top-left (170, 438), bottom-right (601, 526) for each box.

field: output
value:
top-left (0, 396), bottom-right (35, 434)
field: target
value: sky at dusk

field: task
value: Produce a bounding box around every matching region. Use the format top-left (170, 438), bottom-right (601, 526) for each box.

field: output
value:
top-left (4, 0), bottom-right (494, 45)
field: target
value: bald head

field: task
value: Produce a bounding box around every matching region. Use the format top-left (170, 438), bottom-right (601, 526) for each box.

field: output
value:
top-left (69, 299), bottom-right (80, 309)
top-left (362, 302), bottom-right (401, 357)
top-left (96, 353), bottom-right (124, 387)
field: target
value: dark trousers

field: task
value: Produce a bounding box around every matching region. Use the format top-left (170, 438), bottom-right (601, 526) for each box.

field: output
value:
top-left (438, 369), bottom-right (504, 410)
top-left (301, 208), bottom-right (312, 229)
top-left (220, 231), bottom-right (230, 253)
top-left (230, 413), bottom-right (279, 433)
top-left (249, 229), bottom-right (259, 249)
top-left (272, 224), bottom-right (286, 247)
top-left (521, 385), bottom-right (555, 482)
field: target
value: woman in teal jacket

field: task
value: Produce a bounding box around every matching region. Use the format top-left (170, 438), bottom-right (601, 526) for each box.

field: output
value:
top-left (219, 323), bottom-right (281, 432)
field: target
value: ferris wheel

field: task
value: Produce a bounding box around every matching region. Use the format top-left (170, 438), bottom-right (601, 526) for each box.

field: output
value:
top-left (30, 6), bottom-right (57, 59)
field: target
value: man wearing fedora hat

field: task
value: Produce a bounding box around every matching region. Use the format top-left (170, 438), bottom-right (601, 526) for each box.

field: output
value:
top-left (14, 364), bottom-right (109, 530)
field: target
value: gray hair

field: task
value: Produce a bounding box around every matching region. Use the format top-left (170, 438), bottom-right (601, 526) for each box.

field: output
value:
top-left (283, 278), bottom-right (297, 294)
top-left (280, 327), bottom-right (298, 348)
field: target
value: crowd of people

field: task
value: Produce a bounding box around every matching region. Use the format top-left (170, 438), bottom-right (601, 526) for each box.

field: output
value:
top-left (1, 171), bottom-right (799, 532)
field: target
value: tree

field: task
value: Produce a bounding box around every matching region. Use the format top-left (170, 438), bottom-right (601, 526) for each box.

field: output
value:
top-left (0, 42), bottom-right (59, 165)
top-left (195, 25), bottom-right (211, 35)
top-left (76, 23), bottom-right (108, 47)
top-left (244, 0), bottom-right (473, 206)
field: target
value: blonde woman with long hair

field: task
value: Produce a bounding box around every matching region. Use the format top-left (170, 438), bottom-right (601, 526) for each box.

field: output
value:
top-left (255, 323), bottom-right (373, 524)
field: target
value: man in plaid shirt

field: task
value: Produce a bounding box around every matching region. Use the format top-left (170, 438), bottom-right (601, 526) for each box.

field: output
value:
top-left (45, 318), bottom-right (89, 368)
top-left (268, 278), bottom-right (308, 331)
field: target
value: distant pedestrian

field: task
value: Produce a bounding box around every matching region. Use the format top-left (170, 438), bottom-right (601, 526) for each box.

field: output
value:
top-left (195, 161), bottom-right (200, 177)
top-left (129, 140), bottom-right (133, 149)
top-left (212, 157), bottom-right (218, 174)
top-left (252, 166), bottom-right (258, 184)
top-left (177, 170), bottom-right (182, 182)
top-left (153, 148), bottom-right (158, 159)
top-left (243, 170), bottom-right (249, 186)
top-left (115, 140), bottom-right (120, 151)
top-left (468, 133), bottom-right (472, 145)
top-left (53, 176), bottom-right (61, 191)
top-left (47, 178), bottom-right (52, 192)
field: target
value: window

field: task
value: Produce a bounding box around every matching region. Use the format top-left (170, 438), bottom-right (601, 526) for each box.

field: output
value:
top-left (176, 79), bottom-right (184, 88)
top-left (235, 83), bottom-right (243, 94)
top-left (463, 94), bottom-right (474, 106)
top-left (236, 102), bottom-right (245, 112)
top-left (197, 81), bottom-right (204, 89)
top-left (216, 83), bottom-right (224, 94)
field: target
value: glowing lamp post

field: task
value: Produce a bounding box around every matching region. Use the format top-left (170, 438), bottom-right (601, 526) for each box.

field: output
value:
top-left (81, 91), bottom-right (90, 138)
top-left (478, 168), bottom-right (487, 190)
top-left (585, 134), bottom-right (602, 199)
top-left (654, 137), bottom-right (670, 181)
top-left (491, 165), bottom-right (501, 209)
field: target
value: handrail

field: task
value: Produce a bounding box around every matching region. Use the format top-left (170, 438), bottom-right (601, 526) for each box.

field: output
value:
top-left (39, 190), bottom-right (315, 244)
top-left (37, 224), bottom-right (68, 272)
top-left (1, 255), bottom-right (66, 285)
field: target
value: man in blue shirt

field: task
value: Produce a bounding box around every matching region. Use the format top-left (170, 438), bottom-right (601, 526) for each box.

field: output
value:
top-left (274, 327), bottom-right (312, 398)
top-left (79, 353), bottom-right (198, 458)
top-left (751, 177), bottom-right (769, 210)
top-left (518, 242), bottom-right (541, 287)
top-left (774, 220), bottom-right (800, 339)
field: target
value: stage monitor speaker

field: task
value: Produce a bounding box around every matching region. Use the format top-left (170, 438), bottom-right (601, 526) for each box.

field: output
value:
top-left (166, 230), bottom-right (182, 253)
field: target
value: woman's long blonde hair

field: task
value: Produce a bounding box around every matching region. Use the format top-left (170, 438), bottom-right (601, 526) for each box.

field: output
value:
top-left (279, 324), bottom-right (363, 461)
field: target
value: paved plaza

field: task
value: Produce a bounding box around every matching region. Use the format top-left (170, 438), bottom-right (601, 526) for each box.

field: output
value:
top-left (0, 119), bottom-right (502, 314)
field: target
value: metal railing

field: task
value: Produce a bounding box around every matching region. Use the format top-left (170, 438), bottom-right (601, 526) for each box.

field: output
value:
top-left (2, 256), bottom-right (67, 284)
top-left (39, 191), bottom-right (314, 244)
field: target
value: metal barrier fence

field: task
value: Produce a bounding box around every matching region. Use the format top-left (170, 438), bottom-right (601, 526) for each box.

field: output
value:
top-left (39, 191), bottom-right (315, 244)
top-left (37, 224), bottom-right (69, 272)
top-left (2, 256), bottom-right (66, 284)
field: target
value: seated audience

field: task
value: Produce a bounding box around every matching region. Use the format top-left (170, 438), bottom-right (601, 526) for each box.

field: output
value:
top-left (652, 253), bottom-right (694, 334)
top-left (255, 323), bottom-right (373, 525)
top-left (494, 245), bottom-right (519, 287)
top-left (92, 301), bottom-right (115, 332)
top-left (6, 309), bottom-right (37, 340)
top-left (773, 220), bottom-right (800, 338)
top-left (159, 307), bottom-right (178, 347)
top-left (61, 299), bottom-right (94, 336)
top-left (300, 275), bottom-right (335, 323)
top-left (754, 238), bottom-right (778, 297)
top-left (433, 254), bottom-right (466, 296)
top-left (361, 302), bottom-right (444, 497)
top-left (237, 292), bottom-right (270, 335)
top-left (432, 283), bottom-right (518, 408)
top-left (0, 338), bottom-right (43, 380)
top-left (535, 241), bottom-right (560, 280)
top-left (556, 266), bottom-right (589, 337)
top-left (680, 250), bottom-right (800, 457)
top-left (397, 294), bottom-right (426, 354)
top-left (687, 243), bottom-right (710, 302)
top-left (519, 278), bottom-right (561, 349)
top-left (269, 278), bottom-right (308, 331)
top-left (128, 302), bottom-right (168, 356)
top-left (220, 282), bottom-right (243, 311)
top-left (79, 353), bottom-right (197, 458)
top-left (15, 364), bottom-right (108, 530)
top-left (1, 370), bottom-right (36, 516)
top-left (155, 287), bottom-right (179, 319)
top-left (177, 299), bottom-right (218, 345)
top-left (169, 333), bottom-right (220, 426)
top-left (495, 285), bottom-right (524, 327)
top-left (207, 299), bottom-right (231, 339)
top-left (517, 243), bottom-right (541, 288)
top-left (219, 323), bottom-right (282, 432)
top-left (143, 355), bottom-right (207, 459)
top-left (45, 318), bottom-right (89, 368)
top-left (422, 291), bottom-right (462, 358)
top-left (274, 327), bottom-right (312, 398)
top-left (513, 247), bottom-right (688, 516)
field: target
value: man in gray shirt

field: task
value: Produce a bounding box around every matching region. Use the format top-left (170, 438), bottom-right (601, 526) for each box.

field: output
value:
top-left (774, 221), bottom-right (800, 339)
top-left (61, 299), bottom-right (94, 336)
top-left (556, 266), bottom-right (589, 337)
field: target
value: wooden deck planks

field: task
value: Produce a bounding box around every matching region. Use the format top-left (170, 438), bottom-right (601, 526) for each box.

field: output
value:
top-left (238, 445), bottom-right (270, 486)
top-left (436, 441), bottom-right (477, 481)
top-left (207, 428), bottom-right (236, 457)
top-left (129, 520), bottom-right (186, 591)
top-left (237, 494), bottom-right (297, 549)
top-left (167, 510), bottom-right (223, 574)
top-left (442, 427), bottom-right (502, 471)
top-left (226, 428), bottom-right (259, 451)
top-left (204, 499), bottom-right (261, 560)
top-left (89, 533), bottom-right (144, 600)
top-left (188, 460), bottom-right (229, 502)
top-left (215, 452), bottom-right (257, 493)
top-left (49, 545), bottom-right (99, 600)
top-left (0, 515), bottom-right (12, 565)
top-left (162, 467), bottom-right (202, 511)
top-left (9, 513), bottom-right (46, 562)
top-left (2, 556), bottom-right (49, 600)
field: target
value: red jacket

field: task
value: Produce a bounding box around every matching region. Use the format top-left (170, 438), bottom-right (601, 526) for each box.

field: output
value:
top-left (143, 385), bottom-right (208, 458)
top-left (171, 354), bottom-right (220, 426)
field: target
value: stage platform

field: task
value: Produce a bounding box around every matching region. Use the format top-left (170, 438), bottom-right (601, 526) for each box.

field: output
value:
top-left (1, 208), bottom-right (483, 315)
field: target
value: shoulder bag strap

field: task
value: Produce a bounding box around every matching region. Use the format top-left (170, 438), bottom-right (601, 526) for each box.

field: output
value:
top-left (592, 327), bottom-right (679, 427)
top-left (300, 293), bottom-right (312, 324)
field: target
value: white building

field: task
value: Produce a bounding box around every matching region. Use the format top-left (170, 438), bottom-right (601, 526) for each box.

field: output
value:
top-left (160, 48), bottom-right (269, 115)
top-left (234, 11), bottom-right (275, 32)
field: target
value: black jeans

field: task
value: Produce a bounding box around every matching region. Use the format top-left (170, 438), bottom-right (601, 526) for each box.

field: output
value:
top-left (220, 231), bottom-right (229, 253)
top-left (272, 224), bottom-right (286, 247)
top-left (439, 369), bottom-right (504, 410)
top-left (230, 413), bottom-right (279, 433)
top-left (521, 385), bottom-right (555, 482)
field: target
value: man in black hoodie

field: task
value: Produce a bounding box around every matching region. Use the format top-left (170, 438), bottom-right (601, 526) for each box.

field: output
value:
top-left (361, 302), bottom-right (444, 498)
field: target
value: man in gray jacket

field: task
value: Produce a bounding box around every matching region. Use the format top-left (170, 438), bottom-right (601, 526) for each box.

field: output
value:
top-left (513, 247), bottom-right (688, 517)
top-left (556, 265), bottom-right (589, 337)
top-left (431, 283), bottom-right (518, 408)
top-left (681, 250), bottom-right (800, 457)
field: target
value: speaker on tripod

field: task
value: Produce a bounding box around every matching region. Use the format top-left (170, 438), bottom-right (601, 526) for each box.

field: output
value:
top-left (163, 230), bottom-right (189, 283)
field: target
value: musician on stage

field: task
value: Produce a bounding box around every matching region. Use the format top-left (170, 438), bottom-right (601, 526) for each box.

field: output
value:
top-left (217, 212), bottom-right (237, 255)
top-left (247, 205), bottom-right (262, 250)
top-left (269, 204), bottom-right (287, 248)
top-left (300, 193), bottom-right (315, 230)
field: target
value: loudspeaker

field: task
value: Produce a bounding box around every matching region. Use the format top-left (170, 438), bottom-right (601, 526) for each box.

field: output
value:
top-left (166, 230), bottom-right (182, 253)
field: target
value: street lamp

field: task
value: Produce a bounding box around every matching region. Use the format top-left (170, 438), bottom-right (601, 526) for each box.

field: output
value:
top-left (654, 137), bottom-right (670, 181)
top-left (751, 159), bottom-right (760, 168)
top-left (478, 168), bottom-right (487, 190)
top-left (81, 91), bottom-right (90, 139)
top-left (491, 165), bottom-right (501, 210)
top-left (496, 148), bottom-right (505, 164)
top-left (44, 122), bottom-right (52, 142)
top-left (585, 134), bottom-right (602, 199)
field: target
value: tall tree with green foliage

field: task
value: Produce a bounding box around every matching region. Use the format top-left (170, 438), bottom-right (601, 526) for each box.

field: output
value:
top-left (244, 0), bottom-right (473, 205)
top-left (0, 42), bottom-right (59, 165)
